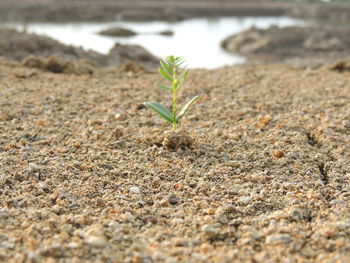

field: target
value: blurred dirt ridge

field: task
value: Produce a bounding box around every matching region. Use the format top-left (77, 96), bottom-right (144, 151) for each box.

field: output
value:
top-left (221, 25), bottom-right (350, 69)
top-left (0, 28), bottom-right (159, 71)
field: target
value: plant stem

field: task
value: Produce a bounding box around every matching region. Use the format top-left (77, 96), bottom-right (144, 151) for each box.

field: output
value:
top-left (172, 67), bottom-right (177, 131)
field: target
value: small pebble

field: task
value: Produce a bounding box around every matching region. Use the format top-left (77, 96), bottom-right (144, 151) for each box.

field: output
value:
top-left (330, 199), bottom-right (346, 206)
top-left (168, 194), bottom-right (179, 205)
top-left (207, 208), bottom-right (216, 215)
top-left (265, 234), bottom-right (292, 245)
top-left (239, 196), bottom-right (252, 204)
top-left (84, 236), bottom-right (107, 247)
top-left (343, 120), bottom-right (350, 128)
top-left (129, 186), bottom-right (140, 195)
top-left (274, 150), bottom-right (285, 158)
top-left (172, 218), bottom-right (184, 224)
top-left (202, 225), bottom-right (219, 238)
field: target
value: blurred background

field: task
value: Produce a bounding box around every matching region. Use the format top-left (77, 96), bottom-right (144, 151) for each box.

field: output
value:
top-left (0, 0), bottom-right (349, 70)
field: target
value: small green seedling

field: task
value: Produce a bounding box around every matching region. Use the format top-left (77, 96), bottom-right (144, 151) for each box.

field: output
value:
top-left (143, 55), bottom-right (199, 131)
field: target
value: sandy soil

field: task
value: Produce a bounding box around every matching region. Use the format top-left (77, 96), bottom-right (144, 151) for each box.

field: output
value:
top-left (0, 1), bottom-right (350, 262)
top-left (0, 57), bottom-right (350, 262)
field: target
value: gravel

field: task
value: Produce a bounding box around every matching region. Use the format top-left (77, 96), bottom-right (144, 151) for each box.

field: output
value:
top-left (0, 58), bottom-right (349, 262)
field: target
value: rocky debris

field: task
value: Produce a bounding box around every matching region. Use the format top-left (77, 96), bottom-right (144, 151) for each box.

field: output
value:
top-left (98, 27), bottom-right (136, 37)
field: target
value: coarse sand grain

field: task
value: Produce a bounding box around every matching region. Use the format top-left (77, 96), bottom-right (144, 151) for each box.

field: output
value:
top-left (0, 59), bottom-right (350, 262)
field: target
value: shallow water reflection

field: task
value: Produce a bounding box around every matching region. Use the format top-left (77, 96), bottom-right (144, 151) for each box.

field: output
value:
top-left (4, 16), bottom-right (305, 69)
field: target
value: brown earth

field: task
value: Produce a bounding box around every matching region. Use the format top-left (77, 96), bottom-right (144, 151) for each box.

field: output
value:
top-left (221, 26), bottom-right (350, 69)
top-left (0, 0), bottom-right (349, 24)
top-left (0, 56), bottom-right (350, 262)
top-left (0, 0), bottom-right (296, 22)
top-left (0, 1), bottom-right (350, 262)
top-left (0, 28), bottom-right (159, 71)
top-left (98, 27), bottom-right (137, 37)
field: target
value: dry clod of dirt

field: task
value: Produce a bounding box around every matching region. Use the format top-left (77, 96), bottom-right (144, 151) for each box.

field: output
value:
top-left (328, 60), bottom-right (350, 73)
top-left (273, 150), bottom-right (285, 158)
top-left (162, 130), bottom-right (193, 150)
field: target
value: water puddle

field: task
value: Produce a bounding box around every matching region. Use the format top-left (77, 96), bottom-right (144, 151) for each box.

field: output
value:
top-left (3, 17), bottom-right (305, 69)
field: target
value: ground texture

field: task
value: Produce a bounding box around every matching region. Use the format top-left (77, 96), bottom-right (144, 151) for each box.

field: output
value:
top-left (222, 26), bottom-right (350, 69)
top-left (0, 58), bottom-right (349, 262)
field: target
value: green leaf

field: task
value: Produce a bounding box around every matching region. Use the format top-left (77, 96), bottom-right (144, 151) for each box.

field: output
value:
top-left (176, 60), bottom-right (186, 68)
top-left (176, 95), bottom-right (200, 121)
top-left (160, 61), bottom-right (172, 75)
top-left (143, 102), bottom-right (174, 124)
top-left (155, 84), bottom-right (172, 91)
top-left (178, 70), bottom-right (189, 82)
top-left (168, 55), bottom-right (175, 63)
top-left (158, 68), bottom-right (172, 82)
top-left (177, 71), bottom-right (189, 92)
top-left (174, 56), bottom-right (183, 62)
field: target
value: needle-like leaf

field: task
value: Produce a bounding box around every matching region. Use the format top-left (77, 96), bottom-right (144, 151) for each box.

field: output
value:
top-left (155, 84), bottom-right (172, 91)
top-left (176, 95), bottom-right (200, 122)
top-left (177, 71), bottom-right (189, 92)
top-left (160, 61), bottom-right (173, 75)
top-left (158, 68), bottom-right (172, 82)
top-left (143, 102), bottom-right (175, 124)
top-left (178, 69), bottom-right (189, 82)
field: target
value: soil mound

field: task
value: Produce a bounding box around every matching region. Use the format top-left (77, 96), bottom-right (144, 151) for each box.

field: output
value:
top-left (21, 55), bottom-right (95, 75)
top-left (0, 28), bottom-right (102, 63)
top-left (98, 27), bottom-right (137, 37)
top-left (0, 28), bottom-right (159, 70)
top-left (107, 43), bottom-right (159, 70)
top-left (158, 30), bottom-right (174, 36)
top-left (221, 26), bottom-right (350, 68)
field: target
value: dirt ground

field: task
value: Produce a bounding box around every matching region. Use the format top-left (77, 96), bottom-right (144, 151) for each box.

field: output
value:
top-left (0, 0), bottom-right (349, 23)
top-left (0, 28), bottom-right (159, 71)
top-left (0, 1), bottom-right (350, 262)
top-left (0, 0), bottom-right (301, 22)
top-left (0, 56), bottom-right (350, 262)
top-left (221, 26), bottom-right (350, 69)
